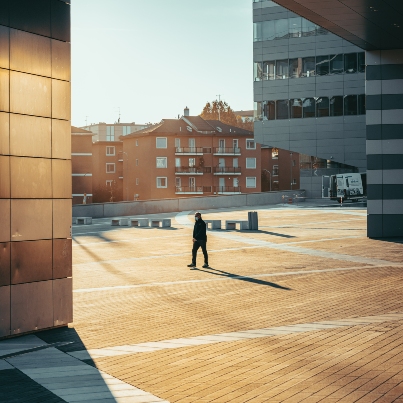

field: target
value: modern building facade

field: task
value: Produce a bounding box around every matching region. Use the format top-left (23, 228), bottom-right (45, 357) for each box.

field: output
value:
top-left (253, 0), bottom-right (367, 198)
top-left (122, 114), bottom-right (261, 200)
top-left (71, 126), bottom-right (93, 205)
top-left (82, 122), bottom-right (148, 142)
top-left (0, 0), bottom-right (72, 338)
top-left (269, 0), bottom-right (403, 238)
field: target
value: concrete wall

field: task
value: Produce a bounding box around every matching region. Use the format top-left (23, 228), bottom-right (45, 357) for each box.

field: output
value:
top-left (72, 190), bottom-right (301, 218)
top-left (300, 177), bottom-right (323, 198)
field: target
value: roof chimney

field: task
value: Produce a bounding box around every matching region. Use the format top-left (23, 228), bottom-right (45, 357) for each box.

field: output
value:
top-left (184, 106), bottom-right (189, 116)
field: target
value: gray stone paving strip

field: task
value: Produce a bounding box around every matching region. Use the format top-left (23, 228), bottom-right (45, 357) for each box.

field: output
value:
top-left (175, 211), bottom-right (395, 266)
top-left (3, 347), bottom-right (168, 402)
top-left (67, 313), bottom-right (403, 360)
top-left (72, 263), bottom-right (397, 293)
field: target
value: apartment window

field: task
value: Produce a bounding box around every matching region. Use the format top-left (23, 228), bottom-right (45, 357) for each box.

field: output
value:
top-left (106, 163), bottom-right (115, 173)
top-left (302, 98), bottom-right (315, 118)
top-left (289, 58), bottom-right (302, 78)
top-left (290, 98), bottom-right (302, 118)
top-left (175, 138), bottom-right (180, 149)
top-left (136, 159), bottom-right (139, 166)
top-left (175, 158), bottom-right (181, 167)
top-left (344, 95), bottom-right (358, 115)
top-left (272, 148), bottom-right (279, 159)
top-left (233, 158), bottom-right (238, 168)
top-left (106, 126), bottom-right (115, 141)
top-left (316, 55), bottom-right (330, 76)
top-left (292, 160), bottom-right (296, 167)
top-left (218, 139), bottom-right (225, 150)
top-left (265, 101), bottom-right (276, 120)
top-left (106, 180), bottom-right (113, 186)
top-left (316, 97), bottom-right (329, 117)
top-left (106, 146), bottom-right (115, 156)
top-left (276, 59), bottom-right (289, 79)
top-left (330, 54), bottom-right (343, 74)
top-left (302, 57), bottom-right (315, 77)
top-left (233, 139), bottom-right (238, 150)
top-left (189, 158), bottom-right (196, 167)
top-left (156, 137), bottom-right (167, 148)
top-left (136, 178), bottom-right (139, 185)
top-left (246, 139), bottom-right (256, 149)
top-left (156, 177), bottom-right (167, 188)
top-left (345, 53), bottom-right (357, 73)
top-left (175, 177), bottom-right (181, 187)
top-left (246, 177), bottom-right (256, 188)
top-left (263, 61), bottom-right (275, 80)
top-left (156, 157), bottom-right (167, 168)
top-left (292, 178), bottom-right (297, 185)
top-left (246, 158), bottom-right (256, 169)
top-left (276, 100), bottom-right (289, 119)
top-left (289, 17), bottom-right (301, 38)
top-left (189, 138), bottom-right (195, 150)
top-left (330, 96), bottom-right (343, 116)
top-left (273, 165), bottom-right (279, 176)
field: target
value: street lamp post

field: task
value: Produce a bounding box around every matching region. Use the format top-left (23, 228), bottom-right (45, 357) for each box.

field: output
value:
top-left (263, 169), bottom-right (271, 192)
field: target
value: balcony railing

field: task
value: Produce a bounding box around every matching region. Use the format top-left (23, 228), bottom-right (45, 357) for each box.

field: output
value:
top-left (213, 167), bottom-right (241, 175)
top-left (175, 186), bottom-right (203, 194)
top-left (214, 186), bottom-right (241, 194)
top-left (175, 147), bottom-right (211, 155)
top-left (175, 166), bottom-right (212, 175)
top-left (213, 147), bottom-right (241, 155)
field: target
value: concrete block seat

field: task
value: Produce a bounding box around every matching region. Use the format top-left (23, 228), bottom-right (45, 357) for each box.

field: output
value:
top-left (111, 218), bottom-right (129, 226)
top-left (130, 218), bottom-right (149, 227)
top-left (151, 219), bottom-right (171, 228)
top-left (204, 219), bottom-right (221, 230)
top-left (76, 217), bottom-right (92, 225)
top-left (225, 220), bottom-right (249, 230)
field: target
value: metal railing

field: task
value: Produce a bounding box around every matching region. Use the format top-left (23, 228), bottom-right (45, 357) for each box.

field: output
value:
top-left (213, 167), bottom-right (241, 174)
top-left (175, 186), bottom-right (203, 193)
top-left (175, 147), bottom-right (207, 154)
top-left (175, 167), bottom-right (211, 174)
top-left (214, 186), bottom-right (241, 193)
top-left (213, 147), bottom-right (241, 155)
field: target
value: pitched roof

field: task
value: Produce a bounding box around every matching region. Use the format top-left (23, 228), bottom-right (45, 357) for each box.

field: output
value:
top-left (71, 126), bottom-right (93, 135)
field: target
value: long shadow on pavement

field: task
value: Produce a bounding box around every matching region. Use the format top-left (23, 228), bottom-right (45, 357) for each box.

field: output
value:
top-left (191, 266), bottom-right (292, 290)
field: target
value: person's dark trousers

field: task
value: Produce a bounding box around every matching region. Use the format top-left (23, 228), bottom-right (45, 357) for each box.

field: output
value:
top-left (192, 240), bottom-right (208, 265)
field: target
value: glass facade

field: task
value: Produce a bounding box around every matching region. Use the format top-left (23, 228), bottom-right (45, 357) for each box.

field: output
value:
top-left (0, 0), bottom-right (72, 338)
top-left (254, 52), bottom-right (365, 81)
top-left (256, 94), bottom-right (365, 121)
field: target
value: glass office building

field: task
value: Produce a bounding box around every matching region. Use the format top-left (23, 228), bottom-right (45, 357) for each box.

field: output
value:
top-left (0, 0), bottom-right (72, 338)
top-left (253, 1), bottom-right (367, 197)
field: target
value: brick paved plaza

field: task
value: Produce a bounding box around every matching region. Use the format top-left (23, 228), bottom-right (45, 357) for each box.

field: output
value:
top-left (1, 201), bottom-right (403, 402)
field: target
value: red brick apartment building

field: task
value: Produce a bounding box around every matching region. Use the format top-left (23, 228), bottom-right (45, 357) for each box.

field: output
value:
top-left (261, 146), bottom-right (300, 192)
top-left (122, 115), bottom-right (261, 200)
top-left (92, 141), bottom-right (123, 202)
top-left (71, 126), bottom-right (93, 205)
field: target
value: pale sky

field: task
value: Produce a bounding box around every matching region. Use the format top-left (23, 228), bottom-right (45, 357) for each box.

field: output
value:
top-left (71, 0), bottom-right (253, 127)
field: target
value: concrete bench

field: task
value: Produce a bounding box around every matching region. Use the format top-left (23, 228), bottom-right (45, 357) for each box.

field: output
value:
top-left (130, 218), bottom-right (149, 227)
top-left (225, 220), bottom-right (249, 230)
top-left (151, 219), bottom-right (171, 228)
top-left (76, 217), bottom-right (92, 225)
top-left (204, 219), bottom-right (221, 230)
top-left (111, 218), bottom-right (129, 226)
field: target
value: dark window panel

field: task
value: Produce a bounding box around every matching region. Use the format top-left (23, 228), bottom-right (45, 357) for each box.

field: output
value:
top-left (302, 56), bottom-right (315, 77)
top-left (290, 98), bottom-right (302, 118)
top-left (358, 52), bottom-right (365, 73)
top-left (276, 59), bottom-right (288, 79)
top-left (302, 97), bottom-right (315, 118)
top-left (254, 62), bottom-right (263, 81)
top-left (316, 97), bottom-right (329, 117)
top-left (316, 55), bottom-right (329, 76)
top-left (263, 60), bottom-right (275, 80)
top-left (276, 100), bottom-right (289, 119)
top-left (330, 54), bottom-right (343, 74)
top-left (330, 96), bottom-right (343, 116)
top-left (10, 0), bottom-right (51, 38)
top-left (264, 101), bottom-right (276, 120)
top-left (345, 53), bottom-right (357, 74)
top-left (289, 58), bottom-right (302, 78)
top-left (51, 0), bottom-right (70, 42)
top-left (358, 94), bottom-right (366, 115)
top-left (344, 95), bottom-right (358, 115)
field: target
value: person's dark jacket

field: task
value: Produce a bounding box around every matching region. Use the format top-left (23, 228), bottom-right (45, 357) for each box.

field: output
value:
top-left (193, 218), bottom-right (207, 241)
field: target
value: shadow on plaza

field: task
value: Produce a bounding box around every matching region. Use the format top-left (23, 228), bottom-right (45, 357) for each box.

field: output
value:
top-left (191, 266), bottom-right (292, 290)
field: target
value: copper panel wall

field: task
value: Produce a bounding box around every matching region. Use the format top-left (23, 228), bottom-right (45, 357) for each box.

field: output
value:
top-left (52, 119), bottom-right (71, 159)
top-left (0, 155), bottom-right (10, 197)
top-left (11, 199), bottom-right (53, 241)
top-left (0, 242), bottom-right (10, 287)
top-left (10, 114), bottom-right (51, 157)
top-left (53, 278), bottom-right (72, 326)
top-left (11, 281), bottom-right (53, 335)
top-left (10, 29), bottom-right (51, 77)
top-left (10, 71), bottom-right (51, 117)
top-left (11, 240), bottom-right (53, 284)
top-left (0, 112), bottom-right (9, 154)
top-left (10, 156), bottom-right (52, 198)
top-left (0, 200), bottom-right (10, 242)
top-left (0, 286), bottom-right (10, 337)
top-left (1, 0), bottom-right (72, 339)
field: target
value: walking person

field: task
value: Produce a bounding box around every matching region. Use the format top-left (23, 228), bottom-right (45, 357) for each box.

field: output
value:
top-left (187, 212), bottom-right (209, 268)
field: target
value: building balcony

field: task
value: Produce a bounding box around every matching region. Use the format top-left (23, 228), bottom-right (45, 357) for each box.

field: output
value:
top-left (213, 167), bottom-right (241, 175)
top-left (175, 186), bottom-right (203, 194)
top-left (175, 147), bottom-right (211, 155)
top-left (213, 147), bottom-right (241, 156)
top-left (214, 186), bottom-right (241, 194)
top-left (175, 166), bottom-right (212, 175)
